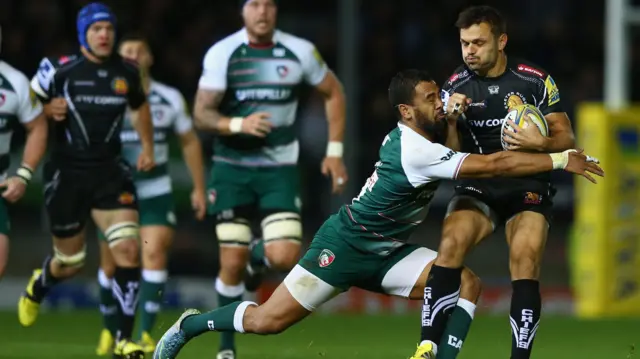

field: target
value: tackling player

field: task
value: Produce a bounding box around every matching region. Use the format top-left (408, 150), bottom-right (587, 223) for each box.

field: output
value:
top-left (152, 69), bottom-right (603, 359)
top-left (17, 3), bottom-right (154, 359)
top-left (95, 34), bottom-right (207, 356)
top-left (0, 27), bottom-right (48, 279)
top-left (194, 1), bottom-right (347, 358)
top-left (421, 6), bottom-right (577, 359)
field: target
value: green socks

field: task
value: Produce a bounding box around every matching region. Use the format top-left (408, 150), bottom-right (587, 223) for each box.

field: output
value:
top-left (136, 269), bottom-right (168, 339)
top-left (97, 269), bottom-right (119, 335)
top-left (436, 298), bottom-right (476, 359)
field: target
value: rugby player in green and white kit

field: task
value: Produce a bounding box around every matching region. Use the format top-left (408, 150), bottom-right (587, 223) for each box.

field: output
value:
top-left (0, 39), bottom-right (48, 280)
top-left (192, 1), bottom-right (347, 358)
top-left (96, 34), bottom-right (206, 356)
top-left (154, 70), bottom-right (603, 359)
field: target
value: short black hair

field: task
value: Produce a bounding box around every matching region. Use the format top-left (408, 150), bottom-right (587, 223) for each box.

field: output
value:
top-left (455, 5), bottom-right (506, 37)
top-left (388, 69), bottom-right (434, 120)
top-left (119, 32), bottom-right (150, 47)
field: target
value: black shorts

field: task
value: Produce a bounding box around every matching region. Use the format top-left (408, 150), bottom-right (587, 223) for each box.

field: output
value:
top-left (43, 160), bottom-right (138, 238)
top-left (447, 177), bottom-right (554, 227)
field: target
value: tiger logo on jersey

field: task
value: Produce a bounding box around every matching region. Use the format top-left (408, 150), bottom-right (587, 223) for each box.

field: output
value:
top-left (318, 249), bottom-right (335, 268)
top-left (112, 77), bottom-right (129, 95)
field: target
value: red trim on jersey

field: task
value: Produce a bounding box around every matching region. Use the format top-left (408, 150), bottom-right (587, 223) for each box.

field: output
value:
top-left (248, 41), bottom-right (275, 49)
top-left (516, 64), bottom-right (545, 78)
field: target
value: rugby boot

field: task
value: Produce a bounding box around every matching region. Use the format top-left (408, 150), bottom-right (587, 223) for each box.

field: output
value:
top-left (96, 328), bottom-right (115, 356)
top-left (216, 349), bottom-right (235, 359)
top-left (17, 269), bottom-right (42, 327)
top-left (409, 342), bottom-right (436, 359)
top-left (139, 331), bottom-right (157, 354)
top-left (153, 309), bottom-right (201, 359)
top-left (113, 339), bottom-right (144, 359)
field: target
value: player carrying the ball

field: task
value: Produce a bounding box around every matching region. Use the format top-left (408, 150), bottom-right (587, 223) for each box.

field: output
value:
top-left (421, 6), bottom-right (578, 359)
top-left (152, 69), bottom-right (603, 359)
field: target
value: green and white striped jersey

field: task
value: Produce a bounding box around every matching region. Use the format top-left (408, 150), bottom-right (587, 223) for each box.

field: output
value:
top-left (198, 28), bottom-right (328, 166)
top-left (120, 80), bottom-right (192, 199)
top-left (0, 61), bottom-right (43, 177)
top-left (324, 123), bottom-right (469, 255)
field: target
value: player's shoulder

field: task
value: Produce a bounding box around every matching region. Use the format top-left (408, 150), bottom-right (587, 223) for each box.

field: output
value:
top-left (397, 124), bottom-right (453, 165)
top-left (276, 30), bottom-right (316, 54)
top-left (113, 54), bottom-right (141, 75)
top-left (150, 80), bottom-right (184, 108)
top-left (0, 61), bottom-right (32, 94)
top-left (508, 57), bottom-right (550, 81)
top-left (37, 54), bottom-right (82, 77)
top-left (444, 64), bottom-right (472, 90)
top-left (206, 29), bottom-right (246, 57)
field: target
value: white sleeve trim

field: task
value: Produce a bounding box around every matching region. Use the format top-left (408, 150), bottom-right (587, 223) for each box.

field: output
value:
top-left (399, 125), bottom-right (470, 186)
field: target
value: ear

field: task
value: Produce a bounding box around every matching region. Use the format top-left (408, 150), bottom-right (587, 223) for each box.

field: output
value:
top-left (498, 33), bottom-right (508, 51)
top-left (398, 104), bottom-right (413, 121)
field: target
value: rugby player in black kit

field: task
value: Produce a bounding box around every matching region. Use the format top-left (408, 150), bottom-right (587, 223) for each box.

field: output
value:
top-left (17, 3), bottom-right (154, 359)
top-left (419, 6), bottom-right (577, 359)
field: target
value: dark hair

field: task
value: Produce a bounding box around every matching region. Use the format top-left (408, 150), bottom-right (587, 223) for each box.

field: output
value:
top-left (388, 69), bottom-right (434, 120)
top-left (455, 6), bottom-right (506, 37)
top-left (119, 32), bottom-right (150, 47)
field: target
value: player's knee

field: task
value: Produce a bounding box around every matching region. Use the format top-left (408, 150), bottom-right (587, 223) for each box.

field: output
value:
top-left (105, 222), bottom-right (139, 248)
top-left (265, 243), bottom-right (300, 271)
top-left (53, 245), bottom-right (87, 270)
top-left (110, 238), bottom-right (140, 265)
top-left (262, 212), bottom-right (302, 244)
top-left (437, 232), bottom-right (471, 266)
top-left (216, 219), bottom-right (252, 247)
top-left (460, 267), bottom-right (482, 302)
top-left (509, 246), bottom-right (540, 279)
top-left (142, 241), bottom-right (167, 268)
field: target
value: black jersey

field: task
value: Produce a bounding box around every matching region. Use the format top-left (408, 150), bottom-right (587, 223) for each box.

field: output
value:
top-left (31, 53), bottom-right (146, 169)
top-left (441, 57), bottom-right (563, 156)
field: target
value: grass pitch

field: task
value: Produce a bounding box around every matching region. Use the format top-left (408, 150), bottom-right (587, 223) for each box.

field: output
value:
top-left (0, 311), bottom-right (636, 358)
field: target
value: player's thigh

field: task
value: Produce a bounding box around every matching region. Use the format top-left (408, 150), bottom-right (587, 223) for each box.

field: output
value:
top-left (255, 165), bottom-right (302, 216)
top-left (43, 163), bottom-right (90, 239)
top-left (293, 234), bottom-right (373, 310)
top-left (442, 191), bottom-right (496, 254)
top-left (505, 211), bottom-right (549, 279)
top-left (91, 168), bottom-right (140, 248)
top-left (207, 162), bottom-right (255, 216)
top-left (367, 244), bottom-right (437, 299)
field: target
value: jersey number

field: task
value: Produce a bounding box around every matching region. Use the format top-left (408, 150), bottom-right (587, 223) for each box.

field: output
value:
top-left (353, 169), bottom-right (379, 203)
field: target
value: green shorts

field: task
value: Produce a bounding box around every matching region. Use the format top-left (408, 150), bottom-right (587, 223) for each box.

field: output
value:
top-left (98, 193), bottom-right (176, 240)
top-left (0, 198), bottom-right (9, 236)
top-left (207, 162), bottom-right (301, 215)
top-left (283, 226), bottom-right (437, 311)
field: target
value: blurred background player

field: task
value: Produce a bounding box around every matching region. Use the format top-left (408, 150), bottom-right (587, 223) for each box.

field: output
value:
top-left (94, 34), bottom-right (207, 356)
top-left (17, 3), bottom-right (155, 359)
top-left (0, 26), bottom-right (48, 280)
top-left (421, 6), bottom-right (576, 359)
top-left (193, 0), bottom-right (347, 357)
top-left (152, 69), bottom-right (603, 359)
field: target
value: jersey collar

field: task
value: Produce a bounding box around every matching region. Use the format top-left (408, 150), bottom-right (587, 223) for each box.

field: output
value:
top-left (241, 27), bottom-right (281, 47)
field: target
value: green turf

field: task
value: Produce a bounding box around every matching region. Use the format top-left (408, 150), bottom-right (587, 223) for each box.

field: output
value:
top-left (0, 311), bottom-right (636, 358)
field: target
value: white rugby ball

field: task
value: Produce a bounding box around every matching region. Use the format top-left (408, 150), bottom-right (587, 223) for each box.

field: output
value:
top-left (500, 104), bottom-right (549, 151)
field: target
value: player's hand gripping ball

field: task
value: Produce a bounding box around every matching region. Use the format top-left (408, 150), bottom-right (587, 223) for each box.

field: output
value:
top-left (500, 104), bottom-right (549, 151)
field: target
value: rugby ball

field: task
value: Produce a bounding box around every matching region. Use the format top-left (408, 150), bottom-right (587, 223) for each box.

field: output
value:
top-left (500, 104), bottom-right (549, 151)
